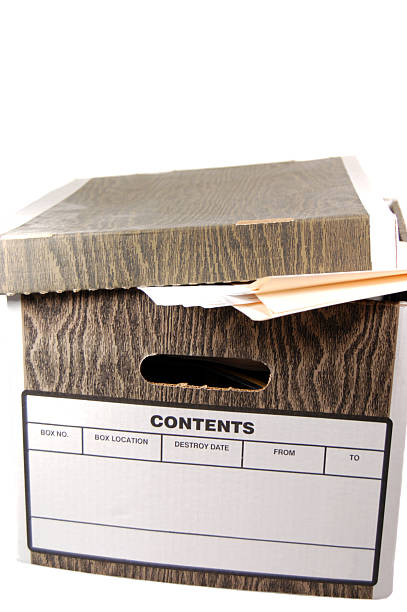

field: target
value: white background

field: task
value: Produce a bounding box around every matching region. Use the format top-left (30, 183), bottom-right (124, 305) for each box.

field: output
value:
top-left (1, 0), bottom-right (407, 610)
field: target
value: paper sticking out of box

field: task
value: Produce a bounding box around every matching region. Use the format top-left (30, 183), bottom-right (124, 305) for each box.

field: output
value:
top-left (138, 182), bottom-right (407, 320)
top-left (139, 267), bottom-right (407, 321)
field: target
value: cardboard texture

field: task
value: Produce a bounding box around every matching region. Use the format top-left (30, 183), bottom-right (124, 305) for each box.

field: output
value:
top-left (0, 157), bottom-right (374, 295)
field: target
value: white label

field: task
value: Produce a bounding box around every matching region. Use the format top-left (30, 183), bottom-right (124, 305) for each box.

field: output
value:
top-left (163, 435), bottom-right (242, 467)
top-left (27, 423), bottom-right (82, 454)
top-left (243, 441), bottom-right (325, 474)
top-left (23, 393), bottom-right (391, 584)
top-left (83, 428), bottom-right (161, 461)
top-left (325, 447), bottom-right (385, 479)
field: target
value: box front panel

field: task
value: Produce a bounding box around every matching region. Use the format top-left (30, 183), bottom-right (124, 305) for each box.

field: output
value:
top-left (21, 290), bottom-right (400, 598)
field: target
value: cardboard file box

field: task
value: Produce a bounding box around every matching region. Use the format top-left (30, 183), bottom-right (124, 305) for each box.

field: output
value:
top-left (2, 158), bottom-right (407, 599)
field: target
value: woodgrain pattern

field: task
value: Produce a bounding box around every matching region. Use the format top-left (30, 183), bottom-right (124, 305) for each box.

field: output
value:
top-left (389, 199), bottom-right (407, 242)
top-left (30, 552), bottom-right (373, 599)
top-left (22, 291), bottom-right (400, 598)
top-left (1, 158), bottom-right (371, 294)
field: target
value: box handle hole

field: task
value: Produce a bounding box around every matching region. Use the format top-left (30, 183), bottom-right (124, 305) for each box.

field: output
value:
top-left (140, 355), bottom-right (270, 391)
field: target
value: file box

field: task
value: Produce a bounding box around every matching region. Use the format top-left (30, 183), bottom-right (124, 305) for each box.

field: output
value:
top-left (2, 158), bottom-right (407, 598)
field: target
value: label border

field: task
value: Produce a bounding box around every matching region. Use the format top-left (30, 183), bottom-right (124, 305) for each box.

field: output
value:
top-left (22, 390), bottom-right (393, 586)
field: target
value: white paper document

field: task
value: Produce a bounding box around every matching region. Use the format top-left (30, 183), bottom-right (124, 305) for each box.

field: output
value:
top-left (139, 268), bottom-right (407, 321)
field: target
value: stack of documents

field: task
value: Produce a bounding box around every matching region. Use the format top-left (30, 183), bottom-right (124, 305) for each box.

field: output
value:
top-left (140, 267), bottom-right (407, 321)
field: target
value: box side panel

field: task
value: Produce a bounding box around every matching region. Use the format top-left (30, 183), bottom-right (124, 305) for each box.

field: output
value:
top-left (6, 296), bottom-right (30, 563)
top-left (373, 303), bottom-right (407, 598)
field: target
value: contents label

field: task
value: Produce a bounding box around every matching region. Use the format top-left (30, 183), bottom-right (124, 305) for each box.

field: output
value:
top-left (23, 393), bottom-right (391, 585)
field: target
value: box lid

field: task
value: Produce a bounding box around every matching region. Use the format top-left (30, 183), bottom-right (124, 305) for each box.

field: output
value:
top-left (0, 156), bottom-right (397, 295)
